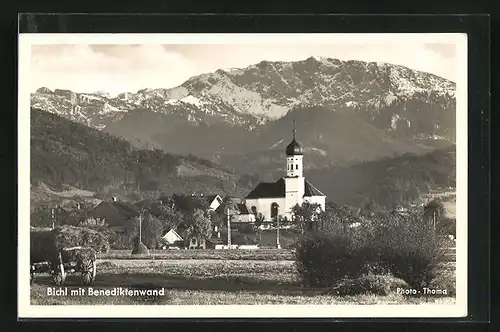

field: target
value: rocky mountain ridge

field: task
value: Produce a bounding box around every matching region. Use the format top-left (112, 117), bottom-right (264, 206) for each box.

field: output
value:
top-left (31, 56), bottom-right (456, 141)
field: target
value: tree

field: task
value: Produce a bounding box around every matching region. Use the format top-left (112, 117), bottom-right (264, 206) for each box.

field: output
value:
top-left (292, 202), bottom-right (322, 232)
top-left (255, 212), bottom-right (265, 228)
top-left (79, 217), bottom-right (108, 229)
top-left (423, 199), bottom-right (446, 232)
top-left (183, 209), bottom-right (212, 246)
top-left (132, 214), bottom-right (164, 249)
top-left (172, 194), bottom-right (209, 214)
top-left (136, 197), bottom-right (183, 232)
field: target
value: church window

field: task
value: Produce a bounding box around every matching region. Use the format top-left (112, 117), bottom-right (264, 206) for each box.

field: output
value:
top-left (295, 164), bottom-right (298, 170)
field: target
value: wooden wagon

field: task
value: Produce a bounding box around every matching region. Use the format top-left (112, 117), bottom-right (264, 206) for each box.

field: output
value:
top-left (30, 246), bottom-right (97, 286)
top-left (30, 226), bottom-right (107, 286)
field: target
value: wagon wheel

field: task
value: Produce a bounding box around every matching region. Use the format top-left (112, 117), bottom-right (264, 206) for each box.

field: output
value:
top-left (81, 258), bottom-right (97, 285)
top-left (30, 265), bottom-right (34, 285)
top-left (52, 252), bottom-right (66, 286)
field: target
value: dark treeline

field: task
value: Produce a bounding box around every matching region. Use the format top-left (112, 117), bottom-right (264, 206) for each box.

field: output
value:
top-left (307, 145), bottom-right (456, 210)
top-left (30, 108), bottom-right (243, 194)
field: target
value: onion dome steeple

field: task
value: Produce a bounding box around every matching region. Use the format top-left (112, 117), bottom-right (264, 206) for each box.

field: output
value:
top-left (285, 120), bottom-right (304, 156)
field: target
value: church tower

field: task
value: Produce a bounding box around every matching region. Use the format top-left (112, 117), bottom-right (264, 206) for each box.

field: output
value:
top-left (284, 120), bottom-right (305, 215)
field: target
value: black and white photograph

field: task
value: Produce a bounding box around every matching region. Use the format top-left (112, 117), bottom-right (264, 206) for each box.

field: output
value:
top-left (18, 33), bottom-right (467, 318)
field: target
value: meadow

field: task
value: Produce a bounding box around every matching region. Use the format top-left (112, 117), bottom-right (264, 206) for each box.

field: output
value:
top-left (30, 254), bottom-right (456, 306)
top-left (102, 249), bottom-right (295, 260)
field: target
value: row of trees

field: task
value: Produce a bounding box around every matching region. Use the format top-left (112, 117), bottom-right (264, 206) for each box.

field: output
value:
top-left (288, 199), bottom-right (451, 236)
top-left (30, 194), bottom-right (217, 250)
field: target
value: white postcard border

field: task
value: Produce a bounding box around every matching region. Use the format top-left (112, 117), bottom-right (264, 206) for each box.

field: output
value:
top-left (18, 33), bottom-right (468, 319)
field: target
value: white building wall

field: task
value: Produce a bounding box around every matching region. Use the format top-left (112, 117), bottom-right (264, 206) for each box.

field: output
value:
top-left (245, 197), bottom-right (286, 221)
top-left (286, 155), bottom-right (303, 177)
top-left (233, 214), bottom-right (256, 223)
top-left (284, 176), bottom-right (305, 214)
top-left (162, 230), bottom-right (183, 244)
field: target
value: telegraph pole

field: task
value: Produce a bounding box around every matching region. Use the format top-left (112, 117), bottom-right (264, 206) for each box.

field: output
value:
top-left (51, 207), bottom-right (55, 229)
top-left (139, 213), bottom-right (142, 244)
top-left (276, 216), bottom-right (281, 249)
top-left (227, 207), bottom-right (231, 248)
top-left (276, 205), bottom-right (281, 249)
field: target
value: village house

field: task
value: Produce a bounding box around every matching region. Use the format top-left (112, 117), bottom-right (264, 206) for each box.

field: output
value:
top-left (176, 193), bottom-right (224, 243)
top-left (89, 196), bottom-right (139, 232)
top-left (232, 204), bottom-right (256, 224)
top-left (161, 229), bottom-right (184, 249)
top-left (245, 124), bottom-right (327, 221)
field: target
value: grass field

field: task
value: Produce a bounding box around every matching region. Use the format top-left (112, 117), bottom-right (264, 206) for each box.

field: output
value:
top-left (103, 249), bottom-right (295, 260)
top-left (30, 258), bottom-right (456, 306)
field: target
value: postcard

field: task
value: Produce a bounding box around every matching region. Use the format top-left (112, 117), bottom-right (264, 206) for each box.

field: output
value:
top-left (18, 33), bottom-right (467, 318)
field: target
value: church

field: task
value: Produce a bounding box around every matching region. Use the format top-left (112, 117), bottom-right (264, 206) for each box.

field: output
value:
top-left (245, 124), bottom-right (326, 222)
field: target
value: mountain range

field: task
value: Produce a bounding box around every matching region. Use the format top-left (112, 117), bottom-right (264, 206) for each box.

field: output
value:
top-left (30, 56), bottom-right (457, 209)
top-left (31, 56), bottom-right (456, 173)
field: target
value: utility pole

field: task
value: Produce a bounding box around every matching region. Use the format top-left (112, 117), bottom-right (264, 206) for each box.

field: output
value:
top-left (227, 207), bottom-right (231, 248)
top-left (51, 207), bottom-right (55, 229)
top-left (139, 213), bottom-right (142, 244)
top-left (276, 205), bottom-right (281, 249)
top-left (276, 216), bottom-right (281, 249)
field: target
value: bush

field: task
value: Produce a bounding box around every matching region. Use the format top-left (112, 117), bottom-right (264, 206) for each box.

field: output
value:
top-left (429, 265), bottom-right (456, 296)
top-left (327, 273), bottom-right (409, 296)
top-left (294, 232), bottom-right (364, 287)
top-left (438, 218), bottom-right (456, 237)
top-left (295, 209), bottom-right (443, 291)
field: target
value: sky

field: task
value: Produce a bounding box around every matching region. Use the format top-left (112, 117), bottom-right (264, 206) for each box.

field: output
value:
top-left (29, 40), bottom-right (458, 97)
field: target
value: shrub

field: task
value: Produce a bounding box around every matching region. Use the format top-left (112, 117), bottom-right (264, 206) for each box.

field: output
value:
top-left (438, 218), bottom-right (456, 237)
top-left (294, 232), bottom-right (364, 287)
top-left (374, 213), bottom-right (442, 288)
top-left (295, 208), bottom-right (443, 291)
top-left (327, 273), bottom-right (409, 296)
top-left (429, 264), bottom-right (456, 296)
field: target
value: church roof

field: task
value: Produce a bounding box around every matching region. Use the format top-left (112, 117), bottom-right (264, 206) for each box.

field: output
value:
top-left (246, 178), bottom-right (326, 199)
top-left (286, 120), bottom-right (304, 155)
top-left (303, 181), bottom-right (326, 197)
top-left (285, 138), bottom-right (304, 155)
top-left (246, 178), bottom-right (286, 199)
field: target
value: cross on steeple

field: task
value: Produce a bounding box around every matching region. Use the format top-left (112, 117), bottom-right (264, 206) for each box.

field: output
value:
top-left (292, 119), bottom-right (296, 140)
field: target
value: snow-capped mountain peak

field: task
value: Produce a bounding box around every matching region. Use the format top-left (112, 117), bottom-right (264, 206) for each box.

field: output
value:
top-left (31, 56), bottom-right (456, 142)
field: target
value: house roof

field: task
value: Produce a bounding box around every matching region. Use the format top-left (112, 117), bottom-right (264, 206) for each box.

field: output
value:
top-left (92, 201), bottom-right (139, 225)
top-left (246, 178), bottom-right (326, 199)
top-left (236, 203), bottom-right (250, 214)
top-left (163, 229), bottom-right (183, 241)
top-left (179, 194), bottom-right (222, 208)
top-left (109, 201), bottom-right (140, 218)
top-left (205, 194), bottom-right (223, 204)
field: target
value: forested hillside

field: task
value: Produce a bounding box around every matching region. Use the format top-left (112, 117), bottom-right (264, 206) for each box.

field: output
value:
top-left (306, 146), bottom-right (456, 210)
top-left (30, 108), bottom-right (251, 198)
